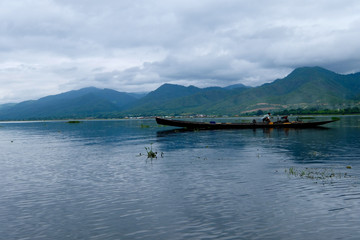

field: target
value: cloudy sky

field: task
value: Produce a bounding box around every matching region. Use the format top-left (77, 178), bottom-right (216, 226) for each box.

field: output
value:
top-left (1, 0), bottom-right (360, 103)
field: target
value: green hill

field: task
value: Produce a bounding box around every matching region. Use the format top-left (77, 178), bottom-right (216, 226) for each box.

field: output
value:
top-left (125, 67), bottom-right (360, 116)
top-left (0, 66), bottom-right (359, 120)
top-left (0, 87), bottom-right (137, 120)
top-left (125, 85), bottom-right (238, 116)
top-left (202, 67), bottom-right (360, 115)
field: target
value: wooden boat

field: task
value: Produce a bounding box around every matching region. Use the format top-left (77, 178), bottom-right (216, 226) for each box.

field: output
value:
top-left (155, 117), bottom-right (336, 130)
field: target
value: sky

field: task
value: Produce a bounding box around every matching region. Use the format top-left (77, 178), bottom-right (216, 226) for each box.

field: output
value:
top-left (1, 0), bottom-right (360, 103)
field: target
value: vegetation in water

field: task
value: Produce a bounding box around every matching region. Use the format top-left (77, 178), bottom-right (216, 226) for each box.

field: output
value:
top-left (144, 143), bottom-right (163, 159)
top-left (140, 124), bottom-right (150, 128)
top-left (285, 167), bottom-right (351, 180)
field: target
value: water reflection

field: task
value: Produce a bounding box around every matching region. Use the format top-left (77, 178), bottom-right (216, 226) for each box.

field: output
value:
top-left (156, 119), bottom-right (360, 167)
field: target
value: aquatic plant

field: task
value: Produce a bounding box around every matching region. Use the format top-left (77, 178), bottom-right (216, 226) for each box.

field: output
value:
top-left (140, 124), bottom-right (150, 128)
top-left (285, 167), bottom-right (350, 180)
top-left (142, 144), bottom-right (164, 159)
top-left (288, 167), bottom-right (296, 175)
top-left (145, 144), bottom-right (157, 159)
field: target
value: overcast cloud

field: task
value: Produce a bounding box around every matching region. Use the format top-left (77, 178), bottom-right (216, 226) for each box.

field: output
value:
top-left (1, 0), bottom-right (360, 103)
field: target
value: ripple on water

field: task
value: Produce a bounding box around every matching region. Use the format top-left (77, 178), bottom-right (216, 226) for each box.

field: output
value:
top-left (1, 119), bottom-right (360, 239)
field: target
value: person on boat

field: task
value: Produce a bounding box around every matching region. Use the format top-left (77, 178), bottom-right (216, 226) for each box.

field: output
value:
top-left (262, 112), bottom-right (271, 123)
top-left (281, 115), bottom-right (289, 122)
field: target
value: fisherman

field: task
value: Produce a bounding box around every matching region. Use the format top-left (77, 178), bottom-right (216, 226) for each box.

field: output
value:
top-left (262, 112), bottom-right (271, 123)
top-left (281, 115), bottom-right (289, 122)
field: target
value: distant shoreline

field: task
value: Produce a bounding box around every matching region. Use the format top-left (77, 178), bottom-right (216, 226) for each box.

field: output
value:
top-left (1, 113), bottom-right (359, 123)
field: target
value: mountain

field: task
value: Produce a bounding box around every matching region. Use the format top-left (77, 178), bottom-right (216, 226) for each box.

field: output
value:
top-left (125, 67), bottom-right (360, 116)
top-left (226, 66), bottom-right (360, 113)
top-left (0, 103), bottom-right (16, 110)
top-left (0, 66), bottom-right (359, 120)
top-left (224, 83), bottom-right (252, 90)
top-left (137, 83), bottom-right (202, 103)
top-left (125, 84), bottom-right (210, 115)
top-left (128, 92), bottom-right (148, 99)
top-left (123, 84), bottom-right (247, 116)
top-left (0, 87), bottom-right (137, 120)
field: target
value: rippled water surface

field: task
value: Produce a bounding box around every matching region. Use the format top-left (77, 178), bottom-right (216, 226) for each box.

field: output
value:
top-left (1, 116), bottom-right (360, 239)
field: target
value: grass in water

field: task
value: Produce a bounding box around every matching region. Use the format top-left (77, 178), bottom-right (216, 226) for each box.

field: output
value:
top-left (145, 143), bottom-right (157, 159)
top-left (285, 166), bottom-right (351, 180)
top-left (138, 144), bottom-right (164, 159)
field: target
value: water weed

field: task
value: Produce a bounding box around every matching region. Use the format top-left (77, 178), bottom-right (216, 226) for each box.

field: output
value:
top-left (143, 143), bottom-right (163, 159)
top-left (145, 144), bottom-right (157, 158)
top-left (285, 167), bottom-right (351, 180)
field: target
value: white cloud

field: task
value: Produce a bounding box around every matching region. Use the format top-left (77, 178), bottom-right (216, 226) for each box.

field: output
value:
top-left (1, 0), bottom-right (360, 103)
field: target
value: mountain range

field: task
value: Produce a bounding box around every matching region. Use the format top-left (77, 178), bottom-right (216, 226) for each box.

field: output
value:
top-left (0, 66), bottom-right (359, 120)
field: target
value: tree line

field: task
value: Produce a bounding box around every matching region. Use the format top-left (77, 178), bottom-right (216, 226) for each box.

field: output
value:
top-left (251, 107), bottom-right (360, 116)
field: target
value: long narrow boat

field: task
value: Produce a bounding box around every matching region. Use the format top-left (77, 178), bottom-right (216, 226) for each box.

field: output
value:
top-left (155, 117), bottom-right (336, 130)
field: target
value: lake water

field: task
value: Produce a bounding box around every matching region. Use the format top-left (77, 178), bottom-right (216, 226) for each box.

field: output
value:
top-left (1, 116), bottom-right (360, 240)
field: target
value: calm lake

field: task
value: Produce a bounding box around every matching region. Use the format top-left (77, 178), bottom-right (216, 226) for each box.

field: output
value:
top-left (1, 116), bottom-right (360, 240)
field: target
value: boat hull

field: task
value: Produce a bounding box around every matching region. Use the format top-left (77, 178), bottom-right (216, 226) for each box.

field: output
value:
top-left (155, 117), bottom-right (336, 129)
